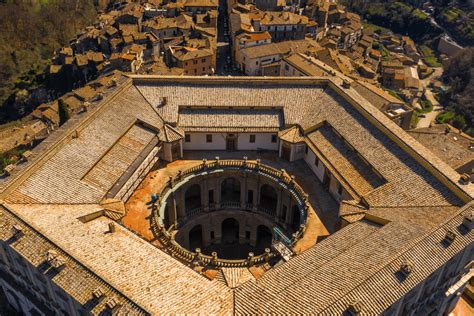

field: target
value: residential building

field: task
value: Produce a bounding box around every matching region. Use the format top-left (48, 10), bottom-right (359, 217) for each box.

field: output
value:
top-left (239, 40), bottom-right (321, 75)
top-left (167, 46), bottom-right (214, 75)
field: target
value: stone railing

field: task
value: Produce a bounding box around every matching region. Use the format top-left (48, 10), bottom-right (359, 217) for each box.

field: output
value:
top-left (150, 158), bottom-right (309, 268)
top-left (150, 222), bottom-right (274, 268)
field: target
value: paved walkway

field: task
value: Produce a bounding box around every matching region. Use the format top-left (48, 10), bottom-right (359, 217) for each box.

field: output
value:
top-left (417, 67), bottom-right (444, 129)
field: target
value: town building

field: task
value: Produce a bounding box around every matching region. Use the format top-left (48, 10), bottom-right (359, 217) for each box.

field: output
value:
top-left (239, 40), bottom-right (321, 75)
top-left (167, 46), bottom-right (214, 75)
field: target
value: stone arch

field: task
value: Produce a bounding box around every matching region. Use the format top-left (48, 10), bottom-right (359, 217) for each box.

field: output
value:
top-left (292, 205), bottom-right (302, 232)
top-left (256, 225), bottom-right (272, 253)
top-left (221, 177), bottom-right (241, 204)
top-left (164, 204), bottom-right (170, 227)
top-left (260, 184), bottom-right (278, 215)
top-left (189, 224), bottom-right (203, 251)
top-left (185, 184), bottom-right (201, 214)
top-left (221, 217), bottom-right (239, 244)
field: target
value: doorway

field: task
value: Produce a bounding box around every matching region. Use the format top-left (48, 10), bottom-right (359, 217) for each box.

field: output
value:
top-left (226, 134), bottom-right (237, 151)
top-left (281, 142), bottom-right (291, 161)
top-left (171, 142), bottom-right (181, 160)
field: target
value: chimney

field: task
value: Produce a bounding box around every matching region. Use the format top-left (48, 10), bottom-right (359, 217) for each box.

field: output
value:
top-left (443, 230), bottom-right (456, 245)
top-left (11, 225), bottom-right (24, 238)
top-left (108, 222), bottom-right (116, 233)
top-left (399, 260), bottom-right (412, 277)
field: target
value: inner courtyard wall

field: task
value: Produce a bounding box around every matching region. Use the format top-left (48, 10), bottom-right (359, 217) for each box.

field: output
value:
top-left (183, 132), bottom-right (279, 151)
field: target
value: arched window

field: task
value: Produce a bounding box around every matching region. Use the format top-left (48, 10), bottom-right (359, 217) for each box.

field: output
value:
top-left (189, 225), bottom-right (203, 251)
top-left (260, 184), bottom-right (278, 215)
top-left (185, 184), bottom-right (201, 214)
top-left (256, 225), bottom-right (272, 253)
top-left (221, 218), bottom-right (239, 245)
top-left (221, 178), bottom-right (241, 203)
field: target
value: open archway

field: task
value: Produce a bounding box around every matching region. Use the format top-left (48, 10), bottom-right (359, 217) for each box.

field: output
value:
top-left (256, 225), bottom-right (273, 253)
top-left (221, 178), bottom-right (241, 204)
top-left (292, 205), bottom-right (302, 233)
top-left (260, 184), bottom-right (278, 215)
top-left (185, 184), bottom-right (201, 214)
top-left (189, 225), bottom-right (203, 251)
top-left (221, 218), bottom-right (239, 244)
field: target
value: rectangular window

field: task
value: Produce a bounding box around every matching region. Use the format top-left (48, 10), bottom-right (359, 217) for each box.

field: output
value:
top-left (185, 134), bottom-right (191, 142)
top-left (206, 134), bottom-right (212, 143)
top-left (211, 231), bottom-right (215, 239)
top-left (249, 134), bottom-right (256, 143)
top-left (202, 58), bottom-right (206, 62)
top-left (315, 156), bottom-right (319, 166)
top-left (305, 145), bottom-right (308, 154)
top-left (209, 190), bottom-right (214, 204)
top-left (271, 134), bottom-right (277, 143)
top-left (246, 231), bottom-right (251, 239)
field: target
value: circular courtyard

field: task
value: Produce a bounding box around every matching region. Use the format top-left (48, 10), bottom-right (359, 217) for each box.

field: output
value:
top-left (152, 158), bottom-right (309, 264)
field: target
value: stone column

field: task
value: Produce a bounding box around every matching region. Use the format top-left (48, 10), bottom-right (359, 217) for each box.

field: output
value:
top-left (215, 177), bottom-right (221, 209)
top-left (239, 217), bottom-right (246, 244)
top-left (202, 214), bottom-right (211, 246)
top-left (276, 187), bottom-right (283, 221)
top-left (241, 174), bottom-right (247, 209)
top-left (253, 175), bottom-right (261, 212)
top-left (215, 217), bottom-right (222, 244)
top-left (168, 194), bottom-right (178, 226)
top-left (285, 196), bottom-right (293, 225)
top-left (177, 190), bottom-right (186, 220)
top-left (249, 222), bottom-right (257, 247)
top-left (179, 139), bottom-right (184, 158)
top-left (201, 180), bottom-right (208, 212)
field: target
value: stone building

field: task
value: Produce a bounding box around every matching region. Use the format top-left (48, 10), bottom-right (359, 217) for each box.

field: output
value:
top-left (0, 76), bottom-right (472, 315)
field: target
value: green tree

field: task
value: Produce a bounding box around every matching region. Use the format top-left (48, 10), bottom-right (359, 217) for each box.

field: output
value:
top-left (58, 99), bottom-right (70, 126)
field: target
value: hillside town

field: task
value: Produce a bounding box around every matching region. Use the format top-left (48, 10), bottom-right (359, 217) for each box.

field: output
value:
top-left (0, 0), bottom-right (472, 181)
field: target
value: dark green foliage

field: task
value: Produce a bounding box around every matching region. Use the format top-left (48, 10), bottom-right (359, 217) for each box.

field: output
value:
top-left (439, 48), bottom-right (474, 134)
top-left (0, 0), bottom-right (97, 123)
top-left (340, 1), bottom-right (442, 42)
top-left (58, 98), bottom-right (70, 126)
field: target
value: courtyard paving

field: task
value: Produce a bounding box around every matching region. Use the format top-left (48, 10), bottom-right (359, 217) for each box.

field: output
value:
top-left (123, 151), bottom-right (340, 256)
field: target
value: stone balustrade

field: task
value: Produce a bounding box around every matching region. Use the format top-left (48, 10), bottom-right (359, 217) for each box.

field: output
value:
top-left (150, 158), bottom-right (309, 268)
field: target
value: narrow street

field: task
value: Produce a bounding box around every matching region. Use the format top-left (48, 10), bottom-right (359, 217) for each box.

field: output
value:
top-left (215, 0), bottom-right (243, 75)
top-left (417, 67), bottom-right (444, 128)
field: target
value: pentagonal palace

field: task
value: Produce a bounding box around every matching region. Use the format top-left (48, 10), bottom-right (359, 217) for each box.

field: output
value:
top-left (0, 75), bottom-right (472, 315)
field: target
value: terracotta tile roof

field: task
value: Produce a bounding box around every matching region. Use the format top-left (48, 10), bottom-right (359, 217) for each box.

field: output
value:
top-left (408, 125), bottom-right (474, 171)
top-left (0, 204), bottom-right (147, 315)
top-left (306, 123), bottom-right (386, 197)
top-left (178, 108), bottom-right (284, 132)
top-left (170, 46), bottom-right (213, 61)
top-left (1, 76), bottom-right (472, 315)
top-left (161, 124), bottom-right (184, 142)
top-left (241, 40), bottom-right (321, 59)
top-left (183, 0), bottom-right (218, 7)
top-left (278, 125), bottom-right (305, 143)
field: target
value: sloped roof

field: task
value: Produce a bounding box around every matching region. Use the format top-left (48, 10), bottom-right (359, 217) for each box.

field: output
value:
top-left (278, 125), bottom-right (305, 143)
top-left (161, 124), bottom-right (184, 142)
top-left (1, 76), bottom-right (472, 315)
